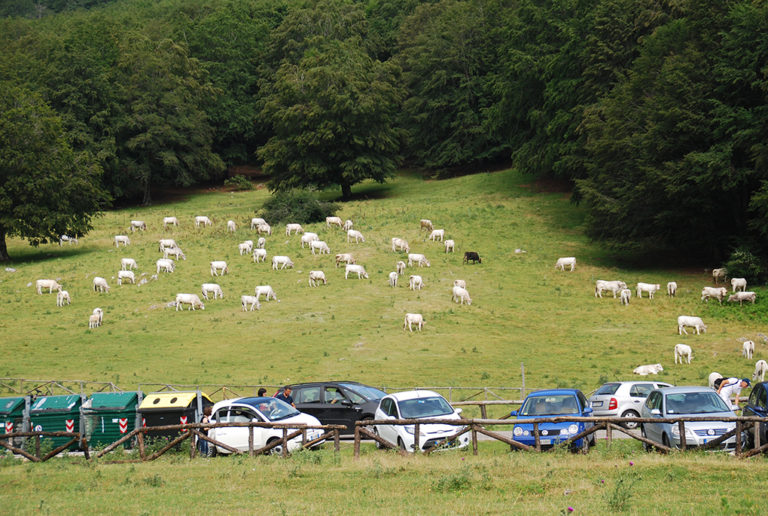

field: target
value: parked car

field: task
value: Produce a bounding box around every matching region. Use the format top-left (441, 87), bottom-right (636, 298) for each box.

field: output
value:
top-left (742, 381), bottom-right (768, 448)
top-left (208, 397), bottom-right (324, 455)
top-left (640, 386), bottom-right (743, 451)
top-left (287, 381), bottom-right (387, 434)
top-left (373, 390), bottom-right (469, 452)
top-left (510, 389), bottom-right (595, 452)
top-left (589, 381), bottom-right (673, 429)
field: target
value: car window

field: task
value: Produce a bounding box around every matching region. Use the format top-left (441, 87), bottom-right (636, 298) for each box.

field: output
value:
top-left (594, 383), bottom-right (620, 395)
top-left (629, 384), bottom-right (653, 397)
top-left (214, 408), bottom-right (228, 422)
top-left (230, 407), bottom-right (255, 423)
top-left (665, 392), bottom-right (729, 414)
top-left (645, 391), bottom-right (662, 411)
top-left (750, 385), bottom-right (766, 409)
top-left (340, 383), bottom-right (387, 401)
top-left (577, 392), bottom-right (588, 410)
top-left (520, 395), bottom-right (579, 416)
top-left (342, 388), bottom-right (365, 404)
top-left (324, 387), bottom-right (346, 403)
top-left (398, 397), bottom-right (454, 418)
top-left (380, 398), bottom-right (396, 417)
top-left (295, 387), bottom-right (321, 404)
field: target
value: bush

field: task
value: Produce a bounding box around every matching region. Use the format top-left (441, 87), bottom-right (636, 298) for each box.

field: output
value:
top-left (260, 190), bottom-right (338, 224)
top-left (224, 175), bottom-right (254, 191)
top-left (724, 247), bottom-right (765, 284)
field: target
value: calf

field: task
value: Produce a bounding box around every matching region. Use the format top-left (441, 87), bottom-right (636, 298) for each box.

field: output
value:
top-left (667, 281), bottom-right (677, 297)
top-left (345, 264), bottom-right (369, 279)
top-left (620, 288), bottom-right (631, 305)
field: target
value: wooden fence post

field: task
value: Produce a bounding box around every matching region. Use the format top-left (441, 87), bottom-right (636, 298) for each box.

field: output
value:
top-left (472, 425), bottom-right (478, 455)
top-left (413, 423), bottom-right (420, 453)
top-left (606, 422), bottom-right (612, 448)
top-left (533, 423), bottom-right (540, 452)
top-left (353, 426), bottom-right (361, 459)
top-left (137, 431), bottom-right (145, 460)
top-left (678, 421), bottom-right (686, 451)
top-left (282, 428), bottom-right (288, 458)
top-left (35, 434), bottom-right (40, 459)
top-left (248, 426), bottom-right (254, 457)
top-left (755, 422), bottom-right (761, 450)
top-left (735, 421), bottom-right (742, 456)
top-left (334, 429), bottom-right (340, 452)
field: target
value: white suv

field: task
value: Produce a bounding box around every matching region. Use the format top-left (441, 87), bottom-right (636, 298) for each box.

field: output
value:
top-left (589, 381), bottom-right (673, 428)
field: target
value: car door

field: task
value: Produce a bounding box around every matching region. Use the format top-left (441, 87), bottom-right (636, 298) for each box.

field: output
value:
top-left (319, 386), bottom-right (360, 431)
top-left (292, 385), bottom-right (323, 420)
top-left (644, 391), bottom-right (663, 442)
top-left (226, 406), bottom-right (258, 451)
top-left (628, 383), bottom-right (654, 411)
top-left (377, 398), bottom-right (399, 445)
top-left (744, 384), bottom-right (767, 443)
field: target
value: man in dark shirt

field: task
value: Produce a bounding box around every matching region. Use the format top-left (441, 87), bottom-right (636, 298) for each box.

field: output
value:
top-left (275, 386), bottom-right (295, 407)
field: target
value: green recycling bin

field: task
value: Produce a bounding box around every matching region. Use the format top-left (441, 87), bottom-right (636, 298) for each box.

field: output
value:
top-left (0, 397), bottom-right (27, 447)
top-left (83, 392), bottom-right (140, 449)
top-left (29, 394), bottom-right (83, 450)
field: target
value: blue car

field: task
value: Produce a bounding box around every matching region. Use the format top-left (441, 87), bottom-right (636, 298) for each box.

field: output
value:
top-left (510, 389), bottom-right (595, 452)
top-left (742, 381), bottom-right (768, 448)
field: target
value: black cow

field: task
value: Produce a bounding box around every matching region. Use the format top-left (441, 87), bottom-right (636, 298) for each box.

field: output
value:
top-left (463, 251), bottom-right (481, 264)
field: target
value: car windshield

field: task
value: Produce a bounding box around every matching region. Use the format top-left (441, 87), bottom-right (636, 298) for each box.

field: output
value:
top-left (520, 395), bottom-right (581, 416)
top-left (594, 383), bottom-right (620, 396)
top-left (244, 397), bottom-right (300, 421)
top-left (397, 396), bottom-right (454, 418)
top-left (340, 383), bottom-right (386, 402)
top-left (664, 392), bottom-right (730, 415)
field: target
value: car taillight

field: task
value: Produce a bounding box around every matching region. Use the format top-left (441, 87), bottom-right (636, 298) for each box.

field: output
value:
top-left (608, 398), bottom-right (617, 410)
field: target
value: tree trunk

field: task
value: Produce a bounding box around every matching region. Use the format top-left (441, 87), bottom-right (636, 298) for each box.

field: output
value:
top-left (0, 228), bottom-right (9, 262)
top-left (341, 183), bottom-right (352, 201)
top-left (142, 173), bottom-right (152, 206)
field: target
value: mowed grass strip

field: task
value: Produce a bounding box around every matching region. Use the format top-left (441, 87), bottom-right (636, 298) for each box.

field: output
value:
top-left (1, 169), bottom-right (766, 395)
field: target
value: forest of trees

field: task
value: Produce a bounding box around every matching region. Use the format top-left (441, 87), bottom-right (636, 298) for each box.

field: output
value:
top-left (2, 0), bottom-right (768, 270)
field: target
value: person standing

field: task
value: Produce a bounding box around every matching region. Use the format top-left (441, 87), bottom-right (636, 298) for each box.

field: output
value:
top-left (717, 378), bottom-right (750, 409)
top-left (275, 386), bottom-right (296, 407)
top-left (198, 405), bottom-right (212, 456)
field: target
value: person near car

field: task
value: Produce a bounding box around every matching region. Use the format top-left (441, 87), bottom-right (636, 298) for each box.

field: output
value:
top-left (198, 405), bottom-right (212, 456)
top-left (717, 378), bottom-right (750, 409)
top-left (258, 388), bottom-right (267, 397)
top-left (275, 386), bottom-right (296, 407)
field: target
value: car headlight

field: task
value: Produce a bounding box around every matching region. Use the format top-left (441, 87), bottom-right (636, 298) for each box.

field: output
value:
top-left (670, 425), bottom-right (695, 437)
top-left (404, 425), bottom-right (415, 435)
top-left (513, 426), bottom-right (523, 436)
top-left (568, 424), bottom-right (579, 435)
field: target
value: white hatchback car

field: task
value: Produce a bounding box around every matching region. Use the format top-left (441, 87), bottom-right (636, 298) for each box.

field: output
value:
top-left (589, 381), bottom-right (673, 428)
top-left (209, 396), bottom-right (324, 455)
top-left (373, 390), bottom-right (469, 452)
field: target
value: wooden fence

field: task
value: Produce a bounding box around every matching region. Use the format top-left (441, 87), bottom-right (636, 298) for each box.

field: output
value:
top-left (352, 415), bottom-right (768, 458)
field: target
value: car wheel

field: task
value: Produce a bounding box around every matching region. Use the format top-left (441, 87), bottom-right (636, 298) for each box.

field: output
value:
top-left (662, 433), bottom-right (672, 451)
top-left (620, 410), bottom-right (640, 429)
top-left (373, 427), bottom-right (385, 450)
top-left (398, 437), bottom-right (408, 452)
top-left (361, 416), bottom-right (375, 436)
top-left (641, 426), bottom-right (653, 452)
top-left (210, 445), bottom-right (218, 458)
top-left (267, 438), bottom-right (284, 456)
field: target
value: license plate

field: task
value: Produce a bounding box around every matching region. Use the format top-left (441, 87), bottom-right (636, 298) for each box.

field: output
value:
top-left (540, 439), bottom-right (551, 445)
top-left (592, 401), bottom-right (603, 407)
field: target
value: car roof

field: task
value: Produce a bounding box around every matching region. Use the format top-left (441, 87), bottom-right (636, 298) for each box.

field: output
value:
top-left (386, 390), bottom-right (443, 401)
top-left (655, 386), bottom-right (715, 394)
top-left (526, 389), bottom-right (582, 397)
top-left (211, 396), bottom-right (271, 410)
top-left (288, 381), bottom-right (368, 388)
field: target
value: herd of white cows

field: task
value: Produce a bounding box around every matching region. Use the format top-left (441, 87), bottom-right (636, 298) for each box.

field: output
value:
top-left (556, 258), bottom-right (764, 383)
top-left (33, 216), bottom-right (478, 334)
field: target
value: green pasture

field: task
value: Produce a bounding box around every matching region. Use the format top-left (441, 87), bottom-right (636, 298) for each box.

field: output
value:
top-left (1, 168), bottom-right (767, 397)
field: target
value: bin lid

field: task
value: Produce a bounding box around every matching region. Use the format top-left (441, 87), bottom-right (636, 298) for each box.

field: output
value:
top-left (30, 394), bottom-right (82, 413)
top-left (138, 392), bottom-right (212, 411)
top-left (84, 392), bottom-right (140, 411)
top-left (0, 397), bottom-right (25, 416)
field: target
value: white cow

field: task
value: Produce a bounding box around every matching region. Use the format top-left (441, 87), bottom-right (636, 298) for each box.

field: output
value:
top-left (310, 240), bottom-right (330, 255)
top-left (388, 271), bottom-right (398, 287)
top-left (252, 249), bottom-right (267, 263)
top-left (256, 237), bottom-right (266, 249)
top-left (396, 261), bottom-right (406, 276)
top-left (227, 220), bottom-right (237, 232)
top-left (114, 235), bottom-right (130, 247)
top-left (408, 275), bottom-right (423, 290)
top-left (636, 282), bottom-right (661, 299)
top-left (308, 271), bottom-right (327, 287)
top-left (708, 372), bottom-right (723, 389)
top-left (428, 229), bottom-right (445, 242)
top-left (754, 360), bottom-right (768, 382)
top-left (250, 217), bottom-right (266, 229)
top-left (241, 295), bottom-right (261, 311)
top-left (326, 216), bottom-right (343, 228)
top-left (345, 264), bottom-right (369, 279)
top-left (121, 258), bottom-right (138, 271)
top-left (595, 280), bottom-right (627, 298)
top-left (156, 258), bottom-right (175, 274)
top-left (674, 343), bottom-right (692, 364)
top-left (210, 261), bottom-right (228, 276)
top-left (731, 277), bottom-right (747, 292)
top-left (712, 268), bottom-right (727, 284)
top-left (620, 289), bottom-right (631, 305)
top-left (117, 270), bottom-right (135, 285)
top-left (93, 277), bottom-right (110, 293)
top-left (88, 314), bottom-right (101, 328)
top-left (667, 281), bottom-right (677, 297)
top-left (286, 223), bottom-right (304, 235)
top-left (454, 279), bottom-right (466, 289)
top-left (555, 257), bottom-right (576, 271)
top-left (728, 291), bottom-right (757, 305)
top-left (35, 279), bottom-right (62, 294)
top-left (342, 220), bottom-right (353, 231)
top-left (56, 290), bottom-right (71, 307)
top-left (239, 240), bottom-right (254, 255)
top-left (256, 223), bottom-right (272, 235)
top-left (59, 234), bottom-right (78, 246)
top-left (452, 285), bottom-right (472, 305)
top-left (159, 239), bottom-right (177, 252)
top-left (175, 293), bottom-right (205, 311)
top-left (163, 216), bottom-right (178, 228)
top-left (129, 220), bottom-right (146, 232)
top-left (743, 340), bottom-right (755, 359)
top-left (444, 240), bottom-right (455, 253)
top-left (678, 315), bottom-right (707, 335)
top-left (163, 247), bottom-right (186, 261)
top-left (403, 313), bottom-right (425, 332)
top-left (300, 232), bottom-right (319, 248)
top-left (420, 219), bottom-right (433, 231)
top-left (271, 256), bottom-right (294, 270)
top-left (701, 286), bottom-right (727, 304)
top-left (201, 283), bottom-right (224, 300)
top-left (633, 363), bottom-right (663, 375)
top-left (407, 253), bottom-right (430, 267)
top-left (391, 238), bottom-right (410, 253)
top-left (254, 285), bottom-right (277, 301)
top-left (195, 216), bottom-right (212, 227)
top-left (347, 229), bottom-right (365, 243)
top-left (93, 307), bottom-right (103, 324)
top-left (335, 253), bottom-right (355, 267)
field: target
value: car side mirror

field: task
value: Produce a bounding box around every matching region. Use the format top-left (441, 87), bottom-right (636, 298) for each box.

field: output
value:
top-left (651, 408), bottom-right (661, 416)
top-left (510, 410), bottom-right (518, 417)
top-left (583, 407), bottom-right (593, 415)
top-left (456, 408), bottom-right (463, 415)
top-left (341, 400), bottom-right (352, 406)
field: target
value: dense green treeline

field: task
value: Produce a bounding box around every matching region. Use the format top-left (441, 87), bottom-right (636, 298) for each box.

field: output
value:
top-left (2, 0), bottom-right (768, 266)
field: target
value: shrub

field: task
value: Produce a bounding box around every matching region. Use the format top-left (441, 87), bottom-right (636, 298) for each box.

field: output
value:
top-left (724, 247), bottom-right (765, 284)
top-left (224, 175), bottom-right (254, 191)
top-left (260, 190), bottom-right (338, 224)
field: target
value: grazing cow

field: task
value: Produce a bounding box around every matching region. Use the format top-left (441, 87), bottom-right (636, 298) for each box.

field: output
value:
top-left (743, 340), bottom-right (755, 359)
top-left (163, 216), bottom-right (179, 229)
top-left (728, 291), bottom-right (756, 305)
top-left (309, 240), bottom-right (330, 255)
top-left (271, 256), bottom-right (294, 270)
top-left (253, 249), bottom-right (267, 263)
top-left (396, 261), bottom-right (406, 276)
top-left (56, 290), bottom-right (71, 307)
top-left (285, 223), bottom-right (304, 235)
top-left (633, 363), bottom-right (663, 375)
top-left (731, 277), bottom-right (747, 293)
top-left (701, 286), bottom-right (728, 304)
top-left (403, 313), bottom-right (425, 332)
top-left (210, 261), bottom-right (229, 276)
top-left (254, 285), bottom-right (278, 301)
top-left (342, 220), bottom-right (353, 231)
top-left (407, 253), bottom-right (430, 268)
top-left (59, 234), bottom-right (78, 246)
top-left (250, 217), bottom-right (266, 229)
top-left (227, 220), bottom-right (236, 232)
top-left (347, 229), bottom-right (365, 243)
top-left (388, 271), bottom-right (398, 287)
top-left (175, 293), bottom-right (205, 311)
top-left (256, 223), bottom-right (272, 235)
top-left (708, 372), bottom-right (723, 389)
top-left (428, 229), bottom-right (445, 242)
top-left (444, 240), bottom-right (455, 253)
top-left (391, 238), bottom-right (410, 253)
top-left (239, 240), bottom-right (254, 255)
top-left (129, 220), bottom-right (146, 232)
top-left (636, 282), bottom-right (661, 299)
top-left (256, 237), bottom-right (266, 249)
top-left (335, 253), bottom-right (355, 267)
top-left (326, 216), bottom-right (343, 228)
top-left (114, 235), bottom-right (130, 247)
top-left (754, 360), bottom-right (768, 382)
top-left (158, 239), bottom-right (177, 252)
top-left (595, 280), bottom-right (627, 298)
top-left (201, 283), bottom-right (224, 300)
top-left (620, 289), bottom-right (631, 305)
top-left (452, 286), bottom-right (472, 305)
top-left (408, 275), bottom-right (424, 290)
top-left (420, 219), bottom-right (433, 232)
top-left (667, 281), bottom-right (677, 297)
top-left (308, 271), bottom-right (327, 287)
top-left (555, 257), bottom-right (576, 272)
top-left (194, 216), bottom-right (212, 227)
top-left (241, 295), bottom-right (261, 312)
top-left (678, 315), bottom-right (706, 335)
top-left (463, 251), bottom-right (481, 264)
top-left (674, 344), bottom-right (692, 364)
top-left (121, 258), bottom-right (138, 271)
top-left (300, 232), bottom-right (319, 248)
top-left (117, 270), bottom-right (135, 285)
top-left (345, 264), bottom-right (369, 279)
top-left (156, 258), bottom-right (175, 274)
top-left (712, 268), bottom-right (727, 284)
